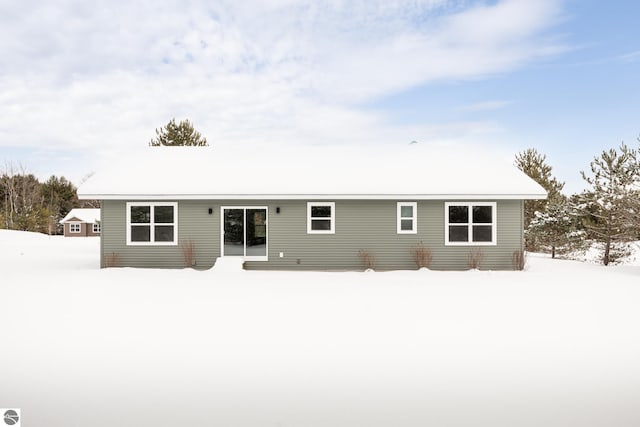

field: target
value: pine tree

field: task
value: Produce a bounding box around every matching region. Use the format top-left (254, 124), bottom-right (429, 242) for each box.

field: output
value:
top-left (526, 197), bottom-right (586, 258)
top-left (576, 142), bottom-right (639, 265)
top-left (514, 148), bottom-right (565, 249)
top-left (620, 136), bottom-right (640, 234)
top-left (42, 176), bottom-right (79, 234)
top-left (149, 118), bottom-right (208, 146)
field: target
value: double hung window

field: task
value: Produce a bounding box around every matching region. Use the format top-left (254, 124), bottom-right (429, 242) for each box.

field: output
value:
top-left (445, 202), bottom-right (496, 245)
top-left (307, 202), bottom-right (335, 234)
top-left (397, 202), bottom-right (417, 234)
top-left (126, 202), bottom-right (178, 245)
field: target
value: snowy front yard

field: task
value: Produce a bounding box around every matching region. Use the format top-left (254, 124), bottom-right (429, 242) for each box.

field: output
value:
top-left (2, 230), bottom-right (640, 427)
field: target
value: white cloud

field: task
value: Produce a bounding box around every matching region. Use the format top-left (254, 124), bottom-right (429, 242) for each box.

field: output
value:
top-left (618, 50), bottom-right (640, 63)
top-left (0, 0), bottom-right (566, 165)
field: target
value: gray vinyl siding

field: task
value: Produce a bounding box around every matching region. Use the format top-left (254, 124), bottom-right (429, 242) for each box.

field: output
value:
top-left (101, 200), bottom-right (217, 269)
top-left (100, 199), bottom-right (524, 271)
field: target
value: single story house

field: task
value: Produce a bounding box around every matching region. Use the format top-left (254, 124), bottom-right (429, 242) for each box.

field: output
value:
top-left (78, 145), bottom-right (546, 270)
top-left (60, 208), bottom-right (101, 237)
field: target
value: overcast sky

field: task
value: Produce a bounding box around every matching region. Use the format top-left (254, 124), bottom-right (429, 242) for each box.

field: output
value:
top-left (1, 0), bottom-right (638, 193)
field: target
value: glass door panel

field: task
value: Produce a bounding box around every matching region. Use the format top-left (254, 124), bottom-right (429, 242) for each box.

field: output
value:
top-left (246, 209), bottom-right (267, 257)
top-left (223, 209), bottom-right (244, 256)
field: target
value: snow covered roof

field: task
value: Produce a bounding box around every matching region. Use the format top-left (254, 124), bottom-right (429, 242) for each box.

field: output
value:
top-left (78, 145), bottom-right (547, 200)
top-left (60, 208), bottom-right (100, 224)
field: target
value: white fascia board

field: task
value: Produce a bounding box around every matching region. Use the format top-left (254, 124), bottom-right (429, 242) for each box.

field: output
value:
top-left (80, 193), bottom-right (548, 201)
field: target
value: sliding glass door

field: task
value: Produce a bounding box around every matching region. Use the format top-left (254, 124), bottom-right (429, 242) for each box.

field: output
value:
top-left (222, 207), bottom-right (267, 259)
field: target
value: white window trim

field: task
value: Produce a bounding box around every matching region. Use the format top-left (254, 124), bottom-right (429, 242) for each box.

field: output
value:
top-left (397, 202), bottom-right (417, 234)
top-left (126, 202), bottom-right (178, 246)
top-left (92, 223), bottom-right (101, 233)
top-left (69, 222), bottom-right (81, 233)
top-left (444, 202), bottom-right (497, 246)
top-left (307, 202), bottom-right (335, 234)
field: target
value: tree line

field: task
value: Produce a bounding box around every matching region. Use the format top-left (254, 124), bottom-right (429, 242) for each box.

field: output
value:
top-left (0, 164), bottom-right (98, 234)
top-left (517, 137), bottom-right (640, 265)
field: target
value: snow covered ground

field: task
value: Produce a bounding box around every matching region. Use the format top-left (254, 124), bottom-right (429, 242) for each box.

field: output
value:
top-left (571, 240), bottom-right (640, 266)
top-left (2, 230), bottom-right (640, 427)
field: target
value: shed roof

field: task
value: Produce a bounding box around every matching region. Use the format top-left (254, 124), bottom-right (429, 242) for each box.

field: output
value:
top-left (60, 208), bottom-right (100, 224)
top-left (78, 145), bottom-right (547, 200)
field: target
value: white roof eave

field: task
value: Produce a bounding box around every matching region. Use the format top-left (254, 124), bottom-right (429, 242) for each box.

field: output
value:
top-left (79, 193), bottom-right (547, 201)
